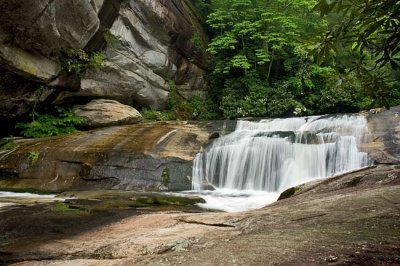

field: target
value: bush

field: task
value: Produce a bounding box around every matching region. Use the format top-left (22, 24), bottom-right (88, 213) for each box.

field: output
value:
top-left (63, 49), bottom-right (104, 76)
top-left (16, 107), bottom-right (85, 138)
top-left (142, 81), bottom-right (219, 121)
top-left (141, 109), bottom-right (175, 122)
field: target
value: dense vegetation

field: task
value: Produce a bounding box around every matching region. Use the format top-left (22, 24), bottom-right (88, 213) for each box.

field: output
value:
top-left (188, 0), bottom-right (400, 119)
top-left (16, 107), bottom-right (84, 138)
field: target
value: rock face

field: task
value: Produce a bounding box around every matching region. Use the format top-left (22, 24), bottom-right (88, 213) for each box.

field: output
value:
top-left (0, 0), bottom-right (208, 123)
top-left (0, 0), bottom-right (100, 58)
top-left (363, 106), bottom-right (400, 164)
top-left (0, 43), bottom-right (61, 82)
top-left (74, 99), bottom-right (143, 128)
top-left (57, 0), bottom-right (208, 109)
top-left (0, 121), bottom-right (234, 192)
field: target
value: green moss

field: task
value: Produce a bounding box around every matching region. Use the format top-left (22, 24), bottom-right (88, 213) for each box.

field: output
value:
top-left (103, 29), bottom-right (121, 48)
top-left (162, 168), bottom-right (170, 187)
top-left (278, 186), bottom-right (302, 200)
top-left (27, 151), bottom-right (39, 164)
top-left (0, 235), bottom-right (11, 246)
top-left (50, 202), bottom-right (83, 212)
top-left (0, 139), bottom-right (17, 151)
top-left (346, 175), bottom-right (364, 187)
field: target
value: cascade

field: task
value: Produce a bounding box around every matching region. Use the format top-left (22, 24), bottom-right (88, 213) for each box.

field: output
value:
top-left (191, 114), bottom-right (372, 212)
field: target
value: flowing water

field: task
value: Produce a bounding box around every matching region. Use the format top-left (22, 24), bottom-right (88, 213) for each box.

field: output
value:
top-left (191, 114), bottom-right (372, 212)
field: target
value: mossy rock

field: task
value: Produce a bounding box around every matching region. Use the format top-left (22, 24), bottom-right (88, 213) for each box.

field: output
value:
top-left (278, 187), bottom-right (302, 200)
top-left (50, 202), bottom-right (85, 213)
top-left (135, 196), bottom-right (205, 206)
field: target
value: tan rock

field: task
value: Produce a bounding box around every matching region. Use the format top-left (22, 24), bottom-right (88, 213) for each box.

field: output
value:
top-left (74, 99), bottom-right (143, 128)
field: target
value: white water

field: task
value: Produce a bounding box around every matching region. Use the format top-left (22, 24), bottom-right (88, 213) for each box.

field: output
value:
top-left (0, 191), bottom-right (60, 199)
top-left (192, 115), bottom-right (372, 212)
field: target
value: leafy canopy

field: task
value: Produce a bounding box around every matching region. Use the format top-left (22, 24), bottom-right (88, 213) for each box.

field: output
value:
top-left (313, 0), bottom-right (400, 69)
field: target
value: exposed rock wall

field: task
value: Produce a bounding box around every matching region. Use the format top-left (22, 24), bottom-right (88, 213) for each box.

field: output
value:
top-left (363, 106), bottom-right (400, 164)
top-left (0, 121), bottom-right (234, 192)
top-left (0, 0), bottom-right (208, 123)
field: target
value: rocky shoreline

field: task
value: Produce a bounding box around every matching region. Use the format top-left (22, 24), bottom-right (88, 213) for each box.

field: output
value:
top-left (0, 164), bottom-right (399, 265)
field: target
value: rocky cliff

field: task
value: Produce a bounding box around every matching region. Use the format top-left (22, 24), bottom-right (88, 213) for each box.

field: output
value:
top-left (0, 0), bottom-right (208, 132)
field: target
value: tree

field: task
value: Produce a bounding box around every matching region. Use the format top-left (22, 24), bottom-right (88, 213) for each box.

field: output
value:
top-left (314, 0), bottom-right (400, 69)
top-left (313, 0), bottom-right (400, 108)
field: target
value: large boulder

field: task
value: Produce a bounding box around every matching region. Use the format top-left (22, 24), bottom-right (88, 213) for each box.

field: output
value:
top-left (74, 99), bottom-right (143, 128)
top-left (57, 0), bottom-right (208, 109)
top-left (64, 50), bottom-right (170, 109)
top-left (0, 0), bottom-right (100, 58)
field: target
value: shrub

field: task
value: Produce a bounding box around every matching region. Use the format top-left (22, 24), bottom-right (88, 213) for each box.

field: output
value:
top-left (16, 107), bottom-right (85, 138)
top-left (142, 109), bottom-right (175, 122)
top-left (63, 49), bottom-right (104, 76)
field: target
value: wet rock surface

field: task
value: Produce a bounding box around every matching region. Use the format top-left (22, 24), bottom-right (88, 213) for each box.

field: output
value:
top-left (0, 121), bottom-right (236, 192)
top-left (0, 165), bottom-right (398, 265)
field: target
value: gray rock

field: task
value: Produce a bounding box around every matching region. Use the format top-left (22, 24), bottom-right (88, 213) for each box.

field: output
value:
top-left (0, 0), bottom-right (208, 117)
top-left (90, 0), bottom-right (105, 14)
top-left (59, 0), bottom-right (208, 109)
top-left (0, 0), bottom-right (100, 57)
top-left (0, 43), bottom-right (61, 82)
top-left (60, 49), bottom-right (170, 109)
top-left (74, 99), bottom-right (143, 128)
top-left (364, 106), bottom-right (400, 164)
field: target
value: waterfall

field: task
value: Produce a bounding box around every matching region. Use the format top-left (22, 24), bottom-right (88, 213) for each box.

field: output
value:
top-left (191, 114), bottom-right (372, 212)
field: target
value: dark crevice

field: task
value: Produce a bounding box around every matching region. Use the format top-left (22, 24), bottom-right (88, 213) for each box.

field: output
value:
top-left (291, 213), bottom-right (327, 222)
top-left (81, 176), bottom-right (118, 182)
top-left (177, 217), bottom-right (235, 228)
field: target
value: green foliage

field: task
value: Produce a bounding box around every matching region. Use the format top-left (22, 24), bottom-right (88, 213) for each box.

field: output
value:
top-left (16, 107), bottom-right (85, 138)
top-left (103, 29), bottom-right (121, 48)
top-left (142, 81), bottom-right (219, 121)
top-left (0, 138), bottom-right (17, 151)
top-left (199, 0), bottom-right (400, 118)
top-left (314, 0), bottom-right (400, 69)
top-left (51, 202), bottom-right (82, 212)
top-left (206, 0), bottom-right (325, 78)
top-left (162, 168), bottom-right (170, 186)
top-left (27, 151), bottom-right (39, 164)
top-left (142, 109), bottom-right (175, 122)
top-left (191, 33), bottom-right (205, 52)
top-left (63, 49), bottom-right (104, 76)
top-left (168, 81), bottom-right (219, 120)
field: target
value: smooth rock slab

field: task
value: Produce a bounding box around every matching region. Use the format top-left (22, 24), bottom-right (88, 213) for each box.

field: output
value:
top-left (0, 43), bottom-right (61, 82)
top-left (0, 0), bottom-right (100, 57)
top-left (74, 99), bottom-right (143, 128)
